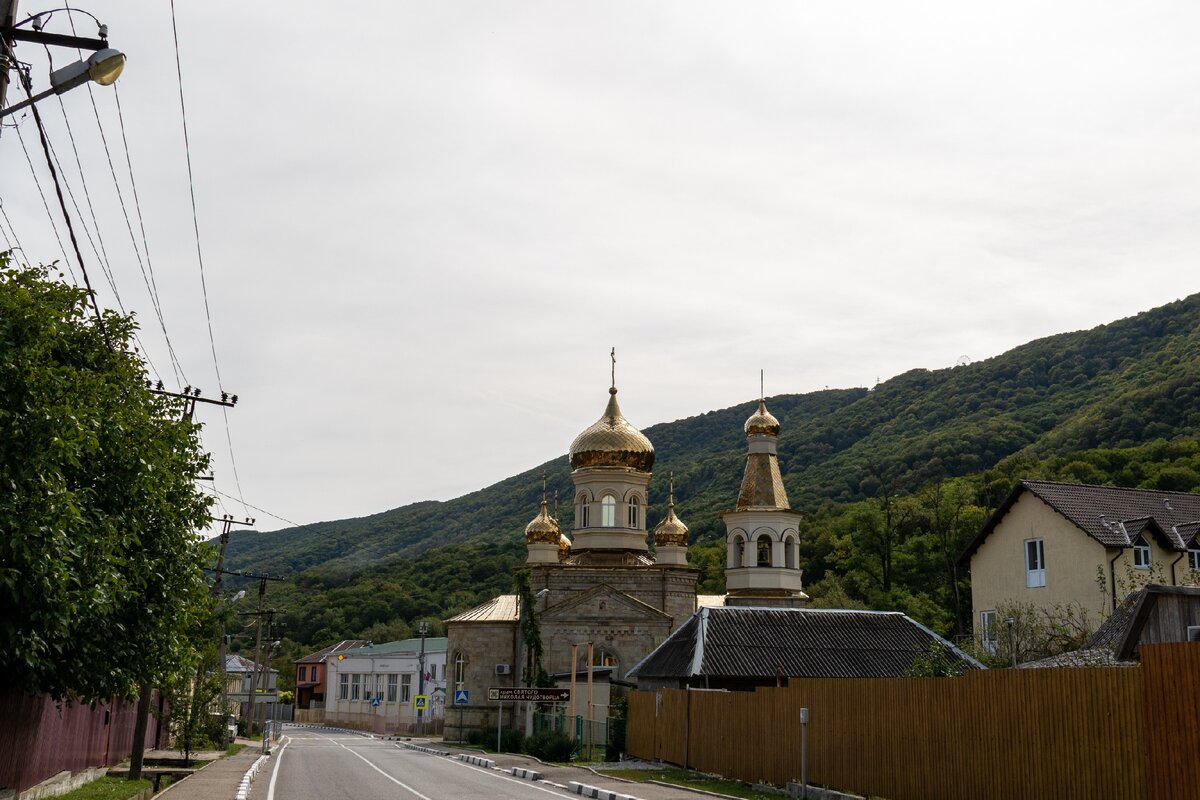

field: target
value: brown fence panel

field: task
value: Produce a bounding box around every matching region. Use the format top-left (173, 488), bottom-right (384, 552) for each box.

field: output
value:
top-left (627, 667), bottom-right (1148, 800)
top-left (0, 690), bottom-right (161, 795)
top-left (625, 692), bottom-right (655, 759)
top-left (1141, 642), bottom-right (1200, 800)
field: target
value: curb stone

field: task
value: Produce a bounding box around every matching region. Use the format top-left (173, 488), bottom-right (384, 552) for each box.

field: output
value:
top-left (458, 754), bottom-right (496, 769)
top-left (233, 754), bottom-right (269, 800)
top-left (510, 766), bottom-right (544, 781)
top-left (566, 780), bottom-right (641, 800)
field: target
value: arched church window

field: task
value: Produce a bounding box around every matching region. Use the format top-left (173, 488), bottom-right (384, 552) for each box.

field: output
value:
top-left (601, 495), bottom-right (616, 527)
top-left (785, 535), bottom-right (797, 569)
top-left (628, 497), bottom-right (639, 528)
top-left (579, 496), bottom-right (590, 528)
top-left (757, 534), bottom-right (772, 567)
top-left (732, 535), bottom-right (744, 568)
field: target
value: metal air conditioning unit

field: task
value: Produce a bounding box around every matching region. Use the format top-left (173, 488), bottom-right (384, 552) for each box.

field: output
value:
top-left (495, 664), bottom-right (512, 675)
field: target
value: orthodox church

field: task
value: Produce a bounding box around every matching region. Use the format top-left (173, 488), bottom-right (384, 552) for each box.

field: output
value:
top-left (444, 368), bottom-right (807, 736)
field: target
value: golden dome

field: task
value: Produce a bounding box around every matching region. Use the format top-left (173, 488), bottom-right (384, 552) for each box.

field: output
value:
top-left (525, 498), bottom-right (561, 544)
top-left (558, 532), bottom-right (572, 559)
top-left (653, 473), bottom-right (689, 548)
top-left (744, 398), bottom-right (780, 437)
top-left (569, 387), bottom-right (655, 471)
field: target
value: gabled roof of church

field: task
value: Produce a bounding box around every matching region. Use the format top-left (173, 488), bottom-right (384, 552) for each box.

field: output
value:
top-left (627, 606), bottom-right (982, 680)
top-left (540, 583), bottom-right (671, 623)
top-left (445, 594), bottom-right (518, 623)
top-left (959, 480), bottom-right (1200, 565)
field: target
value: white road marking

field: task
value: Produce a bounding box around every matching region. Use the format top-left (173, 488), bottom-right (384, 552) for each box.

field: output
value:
top-left (265, 736), bottom-right (290, 800)
top-left (336, 740), bottom-right (434, 800)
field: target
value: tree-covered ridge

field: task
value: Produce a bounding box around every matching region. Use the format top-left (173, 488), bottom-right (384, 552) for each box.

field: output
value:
top-left (226, 293), bottom-right (1200, 667)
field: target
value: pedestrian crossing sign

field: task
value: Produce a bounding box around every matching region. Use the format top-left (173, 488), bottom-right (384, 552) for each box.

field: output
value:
top-left (414, 694), bottom-right (428, 711)
top-left (454, 689), bottom-right (469, 705)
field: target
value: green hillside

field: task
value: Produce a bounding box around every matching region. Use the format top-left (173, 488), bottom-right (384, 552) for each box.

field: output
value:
top-left (224, 294), bottom-right (1200, 663)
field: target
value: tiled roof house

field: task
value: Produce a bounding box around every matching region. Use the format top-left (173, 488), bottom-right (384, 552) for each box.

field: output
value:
top-left (960, 480), bottom-right (1200, 651)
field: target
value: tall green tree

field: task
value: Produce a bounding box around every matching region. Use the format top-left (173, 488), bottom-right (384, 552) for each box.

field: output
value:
top-left (0, 257), bottom-right (214, 701)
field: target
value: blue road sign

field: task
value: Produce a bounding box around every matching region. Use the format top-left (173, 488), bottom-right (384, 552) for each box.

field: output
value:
top-left (454, 689), bottom-right (469, 705)
top-left (371, 697), bottom-right (381, 708)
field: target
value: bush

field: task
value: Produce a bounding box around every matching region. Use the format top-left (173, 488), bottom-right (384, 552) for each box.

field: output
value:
top-left (499, 729), bottom-right (524, 753)
top-left (466, 729), bottom-right (486, 747)
top-left (524, 730), bottom-right (574, 761)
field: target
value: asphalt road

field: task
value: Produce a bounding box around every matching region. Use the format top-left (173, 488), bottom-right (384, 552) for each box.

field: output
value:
top-left (250, 728), bottom-right (598, 800)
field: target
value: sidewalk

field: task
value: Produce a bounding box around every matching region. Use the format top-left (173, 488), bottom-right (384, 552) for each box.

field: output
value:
top-left (153, 741), bottom-right (263, 800)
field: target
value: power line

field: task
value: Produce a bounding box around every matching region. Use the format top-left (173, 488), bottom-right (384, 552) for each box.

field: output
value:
top-left (64, 3), bottom-right (186, 387)
top-left (13, 118), bottom-right (77, 283)
top-left (19, 68), bottom-right (105, 338)
top-left (169, 0), bottom-right (248, 517)
top-left (207, 485), bottom-right (328, 538)
top-left (0, 197), bottom-right (26, 256)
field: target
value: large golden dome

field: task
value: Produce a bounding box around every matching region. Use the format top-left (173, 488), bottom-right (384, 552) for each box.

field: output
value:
top-left (569, 387), bottom-right (655, 471)
top-left (744, 398), bottom-right (781, 437)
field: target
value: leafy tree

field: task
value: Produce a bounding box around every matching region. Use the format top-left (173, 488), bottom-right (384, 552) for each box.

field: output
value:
top-left (0, 258), bottom-right (213, 701)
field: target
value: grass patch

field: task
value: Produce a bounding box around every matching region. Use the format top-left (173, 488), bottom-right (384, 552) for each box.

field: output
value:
top-left (597, 768), bottom-right (782, 799)
top-left (52, 776), bottom-right (151, 800)
top-left (226, 742), bottom-right (245, 756)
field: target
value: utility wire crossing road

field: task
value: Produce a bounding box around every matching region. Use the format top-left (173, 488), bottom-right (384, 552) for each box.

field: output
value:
top-left (250, 728), bottom-right (628, 800)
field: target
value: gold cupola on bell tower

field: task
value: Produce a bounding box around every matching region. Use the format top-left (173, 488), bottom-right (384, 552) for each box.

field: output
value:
top-left (566, 350), bottom-right (654, 558)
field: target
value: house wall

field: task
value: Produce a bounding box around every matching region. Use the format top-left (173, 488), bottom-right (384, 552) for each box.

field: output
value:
top-left (444, 621), bottom-right (518, 741)
top-left (1135, 593), bottom-right (1200, 655)
top-left (970, 492), bottom-right (1182, 641)
top-left (325, 649), bottom-right (448, 732)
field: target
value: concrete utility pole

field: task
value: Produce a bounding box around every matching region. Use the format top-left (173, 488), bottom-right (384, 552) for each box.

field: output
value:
top-left (417, 621), bottom-right (428, 734)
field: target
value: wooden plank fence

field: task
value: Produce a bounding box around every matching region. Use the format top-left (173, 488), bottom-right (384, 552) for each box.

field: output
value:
top-left (627, 642), bottom-right (1200, 800)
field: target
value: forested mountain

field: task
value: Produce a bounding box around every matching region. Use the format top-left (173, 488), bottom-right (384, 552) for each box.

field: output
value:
top-left (224, 294), bottom-right (1200, 668)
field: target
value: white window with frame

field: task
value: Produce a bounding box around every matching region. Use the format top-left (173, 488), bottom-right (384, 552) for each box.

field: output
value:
top-left (374, 674), bottom-right (383, 700)
top-left (601, 495), bottom-right (616, 527)
top-left (338, 673), bottom-right (348, 700)
top-left (351, 673), bottom-right (361, 701)
top-left (1189, 547), bottom-right (1200, 572)
top-left (1133, 536), bottom-right (1151, 569)
top-left (454, 654), bottom-right (466, 689)
top-left (980, 610), bottom-right (998, 654)
top-left (401, 673), bottom-right (412, 703)
top-left (1025, 538), bottom-right (1045, 588)
top-left (628, 497), bottom-right (639, 528)
top-left (387, 674), bottom-right (397, 702)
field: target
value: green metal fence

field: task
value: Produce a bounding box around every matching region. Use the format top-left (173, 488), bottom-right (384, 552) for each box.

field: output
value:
top-left (532, 711), bottom-right (618, 761)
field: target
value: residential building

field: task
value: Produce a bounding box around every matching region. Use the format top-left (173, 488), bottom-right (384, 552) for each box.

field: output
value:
top-left (446, 369), bottom-right (810, 738)
top-left (224, 654), bottom-right (279, 724)
top-left (324, 637), bottom-right (447, 734)
top-left (960, 480), bottom-right (1200, 648)
top-left (627, 606), bottom-right (981, 690)
top-left (294, 639), bottom-right (366, 711)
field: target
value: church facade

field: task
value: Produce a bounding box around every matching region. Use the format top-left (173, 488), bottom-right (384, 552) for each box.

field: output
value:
top-left (444, 373), bottom-right (807, 738)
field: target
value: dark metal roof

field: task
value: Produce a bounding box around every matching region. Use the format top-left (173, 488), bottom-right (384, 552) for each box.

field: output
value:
top-left (627, 607), bottom-right (981, 680)
top-left (295, 640), bottom-right (369, 664)
top-left (960, 480), bottom-right (1200, 565)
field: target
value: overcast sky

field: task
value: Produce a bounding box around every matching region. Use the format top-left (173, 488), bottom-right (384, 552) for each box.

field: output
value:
top-left (3, 1), bottom-right (1198, 534)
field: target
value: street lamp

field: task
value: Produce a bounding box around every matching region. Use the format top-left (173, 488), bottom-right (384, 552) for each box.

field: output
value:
top-left (1, 7), bottom-right (127, 116)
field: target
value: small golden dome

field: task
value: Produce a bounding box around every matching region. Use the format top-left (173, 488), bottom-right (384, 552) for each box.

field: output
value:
top-left (653, 474), bottom-right (689, 548)
top-left (525, 498), bottom-right (561, 544)
top-left (744, 398), bottom-right (780, 437)
top-left (558, 532), bottom-right (572, 559)
top-left (569, 387), bottom-right (655, 471)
